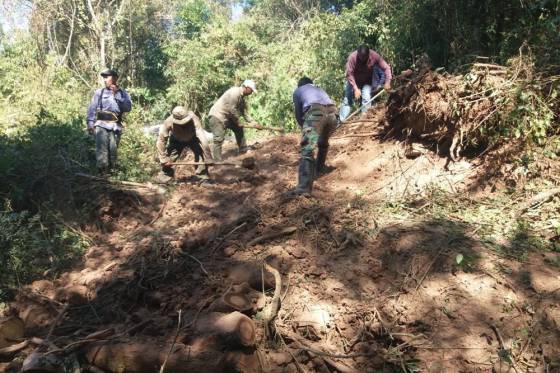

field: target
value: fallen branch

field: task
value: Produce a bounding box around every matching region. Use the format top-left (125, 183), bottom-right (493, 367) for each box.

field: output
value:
top-left (276, 328), bottom-right (305, 373)
top-left (331, 132), bottom-right (379, 139)
top-left (0, 340), bottom-right (28, 357)
top-left (516, 187), bottom-right (560, 217)
top-left (44, 304), bottom-right (69, 344)
top-left (285, 331), bottom-right (363, 373)
top-left (248, 226), bottom-right (297, 246)
top-left (263, 263), bottom-right (282, 337)
top-left (160, 309), bottom-right (182, 373)
top-left (183, 254), bottom-right (209, 276)
top-left (415, 247), bottom-right (446, 291)
top-left (490, 324), bottom-right (521, 373)
top-left (76, 173), bottom-right (164, 193)
top-left (45, 328), bottom-right (115, 355)
top-left (211, 221), bottom-right (249, 255)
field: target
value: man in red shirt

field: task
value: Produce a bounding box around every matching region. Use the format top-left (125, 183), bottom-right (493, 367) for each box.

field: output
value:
top-left (339, 45), bottom-right (392, 122)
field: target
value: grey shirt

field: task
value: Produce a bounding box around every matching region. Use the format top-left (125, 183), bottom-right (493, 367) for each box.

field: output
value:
top-left (208, 86), bottom-right (254, 124)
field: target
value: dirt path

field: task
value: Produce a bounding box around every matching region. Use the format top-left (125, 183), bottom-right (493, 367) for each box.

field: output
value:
top-left (3, 112), bottom-right (560, 372)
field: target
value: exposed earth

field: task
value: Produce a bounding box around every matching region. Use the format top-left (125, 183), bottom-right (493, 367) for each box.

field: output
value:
top-left (2, 100), bottom-right (560, 372)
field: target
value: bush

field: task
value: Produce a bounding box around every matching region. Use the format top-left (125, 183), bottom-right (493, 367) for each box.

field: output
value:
top-left (0, 208), bottom-right (88, 301)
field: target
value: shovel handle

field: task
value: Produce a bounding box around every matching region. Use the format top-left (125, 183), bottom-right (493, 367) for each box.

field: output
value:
top-left (241, 124), bottom-right (284, 132)
top-left (169, 161), bottom-right (239, 166)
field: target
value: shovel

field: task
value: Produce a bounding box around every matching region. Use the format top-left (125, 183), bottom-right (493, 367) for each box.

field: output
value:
top-left (240, 123), bottom-right (285, 133)
top-left (169, 156), bottom-right (256, 169)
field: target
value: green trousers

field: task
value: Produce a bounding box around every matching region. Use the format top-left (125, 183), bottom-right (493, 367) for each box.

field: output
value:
top-left (209, 116), bottom-right (247, 161)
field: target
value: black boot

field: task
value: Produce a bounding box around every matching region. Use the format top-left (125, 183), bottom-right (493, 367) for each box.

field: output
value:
top-left (315, 146), bottom-right (328, 176)
top-left (293, 157), bottom-right (315, 196)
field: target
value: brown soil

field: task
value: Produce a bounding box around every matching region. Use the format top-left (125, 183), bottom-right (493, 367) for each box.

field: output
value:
top-left (2, 105), bottom-right (560, 372)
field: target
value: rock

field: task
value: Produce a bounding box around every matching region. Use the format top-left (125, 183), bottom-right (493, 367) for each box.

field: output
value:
top-left (284, 245), bottom-right (306, 259)
top-left (0, 362), bottom-right (21, 373)
top-left (223, 246), bottom-right (237, 257)
top-left (55, 285), bottom-right (90, 305)
top-left (543, 305), bottom-right (560, 329)
top-left (22, 353), bottom-right (65, 373)
top-left (268, 352), bottom-right (292, 366)
top-left (295, 307), bottom-right (330, 334)
top-left (29, 280), bottom-right (55, 297)
top-left (529, 266), bottom-right (560, 294)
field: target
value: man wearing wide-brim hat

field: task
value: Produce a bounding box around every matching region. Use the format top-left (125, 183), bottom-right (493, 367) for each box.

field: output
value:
top-left (86, 69), bottom-right (132, 174)
top-left (208, 79), bottom-right (259, 162)
top-left (156, 106), bottom-right (213, 181)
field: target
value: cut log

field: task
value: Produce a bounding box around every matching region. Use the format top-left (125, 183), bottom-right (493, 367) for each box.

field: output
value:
top-left (85, 342), bottom-right (221, 373)
top-left (0, 317), bottom-right (24, 349)
top-left (218, 350), bottom-right (260, 373)
top-left (210, 283), bottom-right (266, 314)
top-left (196, 312), bottom-right (256, 347)
top-left (227, 264), bottom-right (275, 290)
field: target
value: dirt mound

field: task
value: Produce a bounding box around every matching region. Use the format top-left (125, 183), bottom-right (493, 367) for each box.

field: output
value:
top-left (2, 106), bottom-right (559, 372)
top-left (386, 62), bottom-right (513, 160)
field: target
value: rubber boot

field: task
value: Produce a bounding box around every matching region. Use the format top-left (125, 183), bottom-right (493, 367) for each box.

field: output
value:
top-left (315, 146), bottom-right (328, 176)
top-left (293, 157), bottom-right (315, 196)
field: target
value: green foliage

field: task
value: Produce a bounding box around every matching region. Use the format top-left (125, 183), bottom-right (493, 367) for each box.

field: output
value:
top-left (0, 35), bottom-right (157, 295)
top-left (0, 208), bottom-right (87, 299)
top-left (175, 0), bottom-right (213, 38)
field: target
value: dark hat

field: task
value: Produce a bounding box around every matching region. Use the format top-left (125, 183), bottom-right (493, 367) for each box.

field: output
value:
top-left (100, 69), bottom-right (119, 77)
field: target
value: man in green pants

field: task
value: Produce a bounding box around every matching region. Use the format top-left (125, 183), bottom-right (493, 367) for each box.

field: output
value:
top-left (208, 80), bottom-right (258, 162)
top-left (290, 77), bottom-right (337, 196)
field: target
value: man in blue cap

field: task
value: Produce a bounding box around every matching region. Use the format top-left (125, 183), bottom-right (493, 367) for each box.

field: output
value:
top-left (86, 69), bottom-right (132, 174)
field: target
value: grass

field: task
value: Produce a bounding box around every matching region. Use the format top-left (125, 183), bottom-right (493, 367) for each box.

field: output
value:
top-left (355, 183), bottom-right (557, 262)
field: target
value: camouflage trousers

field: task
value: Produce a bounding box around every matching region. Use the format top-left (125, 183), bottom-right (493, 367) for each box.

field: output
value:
top-left (300, 104), bottom-right (337, 165)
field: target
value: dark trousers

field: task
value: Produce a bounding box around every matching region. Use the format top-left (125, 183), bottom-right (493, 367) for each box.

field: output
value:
top-left (95, 126), bottom-right (121, 171)
top-left (162, 135), bottom-right (209, 177)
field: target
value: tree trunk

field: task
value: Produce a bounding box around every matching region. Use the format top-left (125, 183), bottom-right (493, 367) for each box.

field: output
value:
top-left (85, 342), bottom-right (222, 373)
top-left (195, 311), bottom-right (256, 348)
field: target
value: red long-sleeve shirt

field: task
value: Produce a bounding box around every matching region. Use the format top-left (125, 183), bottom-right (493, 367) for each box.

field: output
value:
top-left (346, 50), bottom-right (392, 90)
